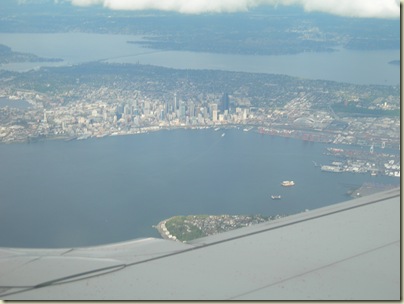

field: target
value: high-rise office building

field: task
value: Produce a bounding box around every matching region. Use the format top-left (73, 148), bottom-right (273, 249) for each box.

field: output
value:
top-left (179, 102), bottom-right (186, 119)
top-left (165, 98), bottom-right (169, 114)
top-left (212, 110), bottom-right (217, 121)
top-left (124, 104), bottom-right (131, 116)
top-left (173, 93), bottom-right (178, 111)
top-left (188, 102), bottom-right (195, 117)
top-left (203, 107), bottom-right (209, 119)
top-left (221, 93), bottom-right (230, 112)
top-left (144, 101), bottom-right (150, 116)
top-left (210, 103), bottom-right (218, 113)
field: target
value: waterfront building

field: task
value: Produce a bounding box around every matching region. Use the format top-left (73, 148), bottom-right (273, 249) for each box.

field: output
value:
top-left (212, 110), bottom-right (218, 122)
top-left (210, 103), bottom-right (218, 118)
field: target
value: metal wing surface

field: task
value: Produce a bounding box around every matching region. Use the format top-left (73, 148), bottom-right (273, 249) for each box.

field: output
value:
top-left (0, 188), bottom-right (400, 300)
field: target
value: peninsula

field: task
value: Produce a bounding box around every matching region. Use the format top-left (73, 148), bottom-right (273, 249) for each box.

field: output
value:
top-left (155, 214), bottom-right (285, 242)
top-left (0, 44), bottom-right (62, 64)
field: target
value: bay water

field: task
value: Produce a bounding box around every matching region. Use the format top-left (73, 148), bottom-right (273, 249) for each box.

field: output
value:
top-left (0, 129), bottom-right (398, 248)
top-left (0, 32), bottom-right (399, 85)
top-left (0, 32), bottom-right (399, 248)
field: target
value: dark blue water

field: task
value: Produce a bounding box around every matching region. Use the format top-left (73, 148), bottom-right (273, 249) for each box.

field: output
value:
top-left (0, 129), bottom-right (399, 248)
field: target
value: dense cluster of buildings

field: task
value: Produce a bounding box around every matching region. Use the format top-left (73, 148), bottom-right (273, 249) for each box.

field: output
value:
top-left (320, 147), bottom-right (400, 178)
top-left (0, 87), bottom-right (399, 153)
top-left (158, 214), bottom-right (285, 242)
top-left (0, 88), bottom-right (256, 142)
top-left (0, 63), bottom-right (400, 179)
top-left (187, 214), bottom-right (283, 237)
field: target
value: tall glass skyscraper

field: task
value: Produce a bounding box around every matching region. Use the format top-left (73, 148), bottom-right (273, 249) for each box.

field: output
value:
top-left (221, 93), bottom-right (230, 112)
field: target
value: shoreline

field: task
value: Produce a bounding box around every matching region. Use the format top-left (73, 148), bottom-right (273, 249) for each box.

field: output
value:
top-left (155, 218), bottom-right (180, 242)
top-left (0, 124), bottom-right (244, 145)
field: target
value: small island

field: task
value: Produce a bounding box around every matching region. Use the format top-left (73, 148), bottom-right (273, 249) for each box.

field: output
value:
top-left (155, 214), bottom-right (285, 242)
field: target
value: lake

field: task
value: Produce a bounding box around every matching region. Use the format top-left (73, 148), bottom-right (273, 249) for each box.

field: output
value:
top-left (0, 129), bottom-right (399, 248)
top-left (0, 32), bottom-right (399, 85)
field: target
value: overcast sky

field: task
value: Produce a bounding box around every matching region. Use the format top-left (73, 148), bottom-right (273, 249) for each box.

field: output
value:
top-left (63, 0), bottom-right (400, 18)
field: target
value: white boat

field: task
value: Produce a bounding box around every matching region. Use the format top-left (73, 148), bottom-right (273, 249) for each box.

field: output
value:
top-left (271, 195), bottom-right (282, 200)
top-left (281, 181), bottom-right (295, 187)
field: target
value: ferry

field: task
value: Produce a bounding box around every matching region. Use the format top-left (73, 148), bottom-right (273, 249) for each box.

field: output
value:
top-left (281, 181), bottom-right (295, 187)
top-left (271, 195), bottom-right (282, 200)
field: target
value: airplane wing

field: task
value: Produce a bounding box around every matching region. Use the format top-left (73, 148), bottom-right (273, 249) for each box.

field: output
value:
top-left (0, 187), bottom-right (400, 300)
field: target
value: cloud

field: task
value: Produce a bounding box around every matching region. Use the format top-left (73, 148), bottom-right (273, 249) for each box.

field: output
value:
top-left (67, 0), bottom-right (400, 18)
top-left (293, 0), bottom-right (400, 18)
